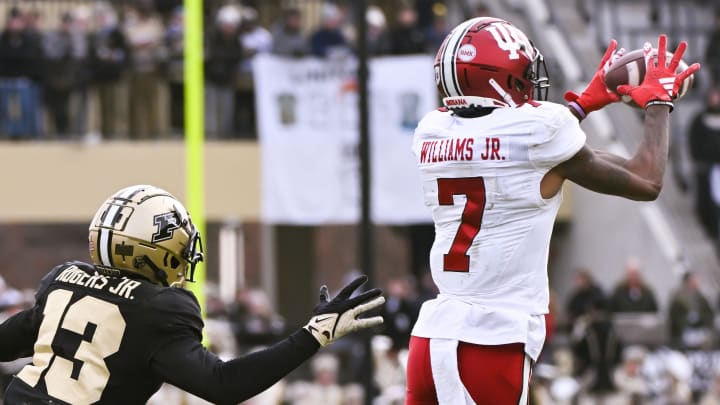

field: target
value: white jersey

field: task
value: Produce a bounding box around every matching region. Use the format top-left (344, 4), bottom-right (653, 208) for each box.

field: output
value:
top-left (410, 102), bottom-right (586, 360)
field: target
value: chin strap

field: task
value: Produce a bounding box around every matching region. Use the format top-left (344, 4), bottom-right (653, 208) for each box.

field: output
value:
top-left (488, 78), bottom-right (518, 107)
top-left (140, 255), bottom-right (170, 287)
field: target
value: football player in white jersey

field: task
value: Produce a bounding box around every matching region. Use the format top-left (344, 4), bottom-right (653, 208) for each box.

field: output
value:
top-left (406, 17), bottom-right (700, 404)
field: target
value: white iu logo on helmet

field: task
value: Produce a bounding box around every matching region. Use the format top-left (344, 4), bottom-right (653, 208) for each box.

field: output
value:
top-left (151, 212), bottom-right (181, 242)
top-left (485, 23), bottom-right (532, 61)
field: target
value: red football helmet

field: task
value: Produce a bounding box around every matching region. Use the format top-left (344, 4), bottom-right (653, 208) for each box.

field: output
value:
top-left (434, 17), bottom-right (549, 109)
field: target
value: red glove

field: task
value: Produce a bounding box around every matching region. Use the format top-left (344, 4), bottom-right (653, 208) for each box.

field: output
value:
top-left (565, 39), bottom-right (623, 117)
top-left (617, 35), bottom-right (701, 110)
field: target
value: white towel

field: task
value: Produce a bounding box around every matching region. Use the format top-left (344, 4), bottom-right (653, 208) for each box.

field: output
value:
top-left (429, 338), bottom-right (476, 405)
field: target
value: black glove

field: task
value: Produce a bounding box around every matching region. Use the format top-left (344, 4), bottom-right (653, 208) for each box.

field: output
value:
top-left (304, 275), bottom-right (385, 347)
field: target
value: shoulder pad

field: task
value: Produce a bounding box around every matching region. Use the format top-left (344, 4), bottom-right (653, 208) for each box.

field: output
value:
top-left (147, 288), bottom-right (204, 340)
top-left (528, 103), bottom-right (586, 168)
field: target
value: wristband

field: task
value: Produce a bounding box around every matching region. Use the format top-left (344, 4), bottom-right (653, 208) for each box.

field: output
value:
top-left (567, 101), bottom-right (587, 120)
top-left (645, 100), bottom-right (674, 112)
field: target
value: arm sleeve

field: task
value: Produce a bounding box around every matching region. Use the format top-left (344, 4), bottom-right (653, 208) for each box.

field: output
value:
top-left (0, 307), bottom-right (40, 361)
top-left (150, 328), bottom-right (320, 405)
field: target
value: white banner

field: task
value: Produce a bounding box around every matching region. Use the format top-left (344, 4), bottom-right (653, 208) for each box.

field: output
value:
top-left (256, 54), bottom-right (435, 224)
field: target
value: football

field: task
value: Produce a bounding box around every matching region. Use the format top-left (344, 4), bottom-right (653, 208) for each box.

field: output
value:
top-left (604, 48), bottom-right (694, 107)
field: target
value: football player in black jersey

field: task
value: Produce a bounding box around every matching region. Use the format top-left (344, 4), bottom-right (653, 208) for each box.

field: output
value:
top-left (0, 185), bottom-right (384, 405)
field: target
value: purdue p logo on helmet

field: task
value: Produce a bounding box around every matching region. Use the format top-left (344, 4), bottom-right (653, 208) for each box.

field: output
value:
top-left (88, 185), bottom-right (204, 287)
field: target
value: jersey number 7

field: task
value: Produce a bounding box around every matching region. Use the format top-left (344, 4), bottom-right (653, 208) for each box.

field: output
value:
top-left (437, 177), bottom-right (487, 272)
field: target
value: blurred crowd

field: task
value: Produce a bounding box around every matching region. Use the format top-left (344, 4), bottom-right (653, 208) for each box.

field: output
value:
top-left (535, 258), bottom-right (720, 405)
top-left (6, 259), bottom-right (720, 405)
top-left (4, 1), bottom-right (720, 404)
top-left (0, 0), bottom-right (468, 141)
top-left (0, 276), bottom-right (33, 400)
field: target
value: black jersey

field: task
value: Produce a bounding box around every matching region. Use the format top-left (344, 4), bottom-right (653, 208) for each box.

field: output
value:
top-left (0, 261), bottom-right (319, 405)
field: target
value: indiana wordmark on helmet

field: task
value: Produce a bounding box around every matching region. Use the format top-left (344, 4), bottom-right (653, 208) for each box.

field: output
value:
top-left (434, 17), bottom-right (549, 109)
top-left (88, 185), bottom-right (204, 287)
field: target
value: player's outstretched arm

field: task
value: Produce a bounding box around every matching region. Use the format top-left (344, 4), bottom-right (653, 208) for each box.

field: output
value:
top-left (549, 35), bottom-right (700, 201)
top-left (547, 106), bottom-right (669, 201)
top-left (0, 307), bottom-right (40, 361)
top-left (152, 276), bottom-right (384, 404)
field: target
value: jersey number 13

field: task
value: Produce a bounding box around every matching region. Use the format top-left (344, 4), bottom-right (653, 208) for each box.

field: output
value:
top-left (18, 289), bottom-right (127, 405)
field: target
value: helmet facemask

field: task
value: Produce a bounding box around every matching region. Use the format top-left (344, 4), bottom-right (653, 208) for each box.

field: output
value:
top-left (183, 225), bottom-right (204, 284)
top-left (526, 45), bottom-right (550, 101)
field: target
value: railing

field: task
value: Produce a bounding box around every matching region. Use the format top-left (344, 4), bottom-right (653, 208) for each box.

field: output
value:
top-left (591, 0), bottom-right (714, 87)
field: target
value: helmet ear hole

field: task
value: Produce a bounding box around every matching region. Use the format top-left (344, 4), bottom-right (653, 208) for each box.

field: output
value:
top-left (170, 256), bottom-right (181, 269)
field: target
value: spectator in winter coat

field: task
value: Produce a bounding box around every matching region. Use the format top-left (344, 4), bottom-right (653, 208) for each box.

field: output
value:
top-left (43, 11), bottom-right (89, 137)
top-left (271, 7), bottom-right (308, 57)
top-left (688, 87), bottom-right (720, 241)
top-left (310, 3), bottom-right (350, 58)
top-left (204, 5), bottom-right (243, 138)
top-left (608, 258), bottom-right (659, 313)
top-left (668, 271), bottom-right (715, 350)
top-left (88, 3), bottom-right (129, 138)
top-left (566, 269), bottom-right (607, 326)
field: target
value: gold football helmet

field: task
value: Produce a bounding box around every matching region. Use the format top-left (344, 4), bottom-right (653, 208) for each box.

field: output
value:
top-left (88, 185), bottom-right (204, 287)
